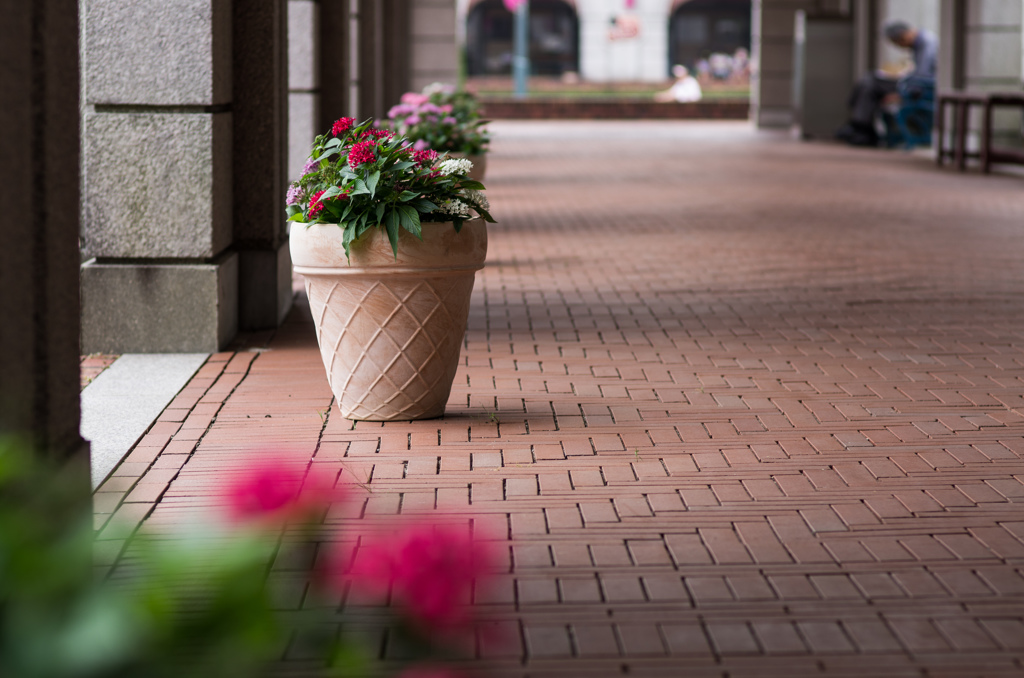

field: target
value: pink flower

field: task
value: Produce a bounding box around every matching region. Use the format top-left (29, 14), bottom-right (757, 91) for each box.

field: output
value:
top-left (348, 521), bottom-right (496, 632)
top-left (406, 115), bottom-right (421, 125)
top-left (443, 117), bottom-right (457, 125)
top-left (332, 117), bottom-right (355, 136)
top-left (388, 104), bottom-right (414, 118)
top-left (347, 140), bottom-right (376, 167)
top-left (413, 139), bottom-right (430, 151)
top-left (503, 0), bottom-right (526, 11)
top-left (401, 92), bottom-right (429, 106)
top-left (221, 455), bottom-right (342, 524)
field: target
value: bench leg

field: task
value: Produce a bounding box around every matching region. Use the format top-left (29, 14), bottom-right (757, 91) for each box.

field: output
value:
top-left (955, 102), bottom-right (969, 171)
top-left (982, 101), bottom-right (993, 174)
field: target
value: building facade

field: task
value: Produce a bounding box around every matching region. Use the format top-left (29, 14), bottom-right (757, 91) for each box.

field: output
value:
top-left (461, 0), bottom-right (754, 82)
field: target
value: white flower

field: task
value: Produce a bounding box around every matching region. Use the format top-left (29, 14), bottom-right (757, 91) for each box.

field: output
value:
top-left (438, 158), bottom-right (473, 176)
top-left (437, 199), bottom-right (471, 217)
top-left (462, 189), bottom-right (489, 212)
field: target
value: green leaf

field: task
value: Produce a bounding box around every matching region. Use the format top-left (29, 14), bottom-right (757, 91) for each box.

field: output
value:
top-left (460, 179), bottom-right (485, 191)
top-left (374, 202), bottom-right (385, 224)
top-left (320, 186), bottom-right (343, 200)
top-left (287, 213), bottom-right (306, 222)
top-left (350, 179), bottom-right (370, 196)
top-left (385, 216), bottom-right (400, 258)
top-left (391, 161), bottom-right (415, 171)
top-left (340, 201), bottom-right (354, 224)
top-left (385, 209), bottom-right (400, 243)
top-left (474, 205), bottom-right (497, 223)
top-left (325, 137), bottom-right (342, 149)
top-left (410, 199), bottom-right (437, 213)
top-left (342, 223), bottom-right (356, 259)
top-left (397, 205), bottom-right (422, 238)
top-left (453, 218), bottom-right (464, 233)
top-left (366, 170), bottom-right (380, 197)
top-left (286, 204), bottom-right (302, 218)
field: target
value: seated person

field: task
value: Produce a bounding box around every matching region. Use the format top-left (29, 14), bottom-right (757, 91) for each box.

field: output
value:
top-left (655, 65), bottom-right (703, 103)
top-left (837, 20), bottom-right (937, 146)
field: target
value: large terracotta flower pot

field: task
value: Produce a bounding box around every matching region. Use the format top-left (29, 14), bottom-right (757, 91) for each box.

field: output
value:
top-left (290, 220), bottom-right (487, 421)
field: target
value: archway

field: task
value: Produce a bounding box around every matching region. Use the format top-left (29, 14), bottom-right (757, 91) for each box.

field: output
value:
top-left (668, 0), bottom-right (751, 79)
top-left (466, 0), bottom-right (579, 77)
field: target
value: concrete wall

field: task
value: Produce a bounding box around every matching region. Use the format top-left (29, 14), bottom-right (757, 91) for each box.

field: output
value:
top-left (578, 0), bottom-right (673, 83)
top-left (0, 0), bottom-right (91, 473)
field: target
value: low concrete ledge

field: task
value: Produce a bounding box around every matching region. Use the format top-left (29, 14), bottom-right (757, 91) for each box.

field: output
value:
top-left (81, 252), bottom-right (238, 353)
top-left (479, 98), bottom-right (750, 120)
top-left (82, 353), bottom-right (209, 488)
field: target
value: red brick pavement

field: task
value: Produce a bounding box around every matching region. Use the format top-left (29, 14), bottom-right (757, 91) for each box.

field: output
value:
top-left (80, 353), bottom-right (118, 390)
top-left (95, 122), bottom-right (1024, 677)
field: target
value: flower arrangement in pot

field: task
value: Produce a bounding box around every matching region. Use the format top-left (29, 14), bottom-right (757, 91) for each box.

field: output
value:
top-left (286, 117), bottom-right (495, 422)
top-left (385, 83), bottom-right (490, 181)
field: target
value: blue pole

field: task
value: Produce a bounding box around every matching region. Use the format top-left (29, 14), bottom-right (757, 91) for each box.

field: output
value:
top-left (513, 1), bottom-right (529, 99)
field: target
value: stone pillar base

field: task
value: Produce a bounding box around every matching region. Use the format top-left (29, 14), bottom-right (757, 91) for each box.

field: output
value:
top-left (238, 242), bottom-right (294, 330)
top-left (81, 252), bottom-right (238, 353)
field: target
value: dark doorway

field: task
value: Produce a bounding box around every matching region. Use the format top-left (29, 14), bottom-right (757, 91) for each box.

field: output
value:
top-left (466, 0), bottom-right (579, 76)
top-left (668, 0), bottom-right (751, 77)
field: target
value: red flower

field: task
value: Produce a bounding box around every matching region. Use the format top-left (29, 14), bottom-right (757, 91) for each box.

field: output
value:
top-left (332, 117), bottom-right (355, 136)
top-left (220, 454), bottom-right (343, 524)
top-left (308, 189), bottom-right (328, 217)
top-left (361, 128), bottom-right (395, 141)
top-left (308, 187), bottom-right (352, 218)
top-left (413, 149), bottom-right (438, 167)
top-left (347, 140), bottom-right (376, 167)
top-left (347, 521), bottom-right (496, 632)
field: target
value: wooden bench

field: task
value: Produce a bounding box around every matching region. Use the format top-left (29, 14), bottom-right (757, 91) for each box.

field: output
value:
top-left (982, 92), bottom-right (1024, 173)
top-left (937, 91), bottom-right (1024, 173)
top-left (936, 91), bottom-right (986, 170)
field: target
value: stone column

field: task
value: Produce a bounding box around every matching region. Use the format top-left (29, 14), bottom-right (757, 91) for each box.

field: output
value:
top-left (962, 1), bottom-right (1023, 148)
top-left (0, 0), bottom-right (90, 473)
top-left (753, 0), bottom-right (846, 128)
top-left (410, 0), bottom-right (458, 91)
top-left (233, 1), bottom-right (293, 330)
top-left (80, 0), bottom-right (237, 352)
top-left (319, 0), bottom-right (354, 125)
top-left (289, 0), bottom-right (322, 180)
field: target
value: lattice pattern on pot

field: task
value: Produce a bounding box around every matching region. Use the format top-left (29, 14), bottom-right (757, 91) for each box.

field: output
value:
top-left (305, 274), bottom-right (475, 421)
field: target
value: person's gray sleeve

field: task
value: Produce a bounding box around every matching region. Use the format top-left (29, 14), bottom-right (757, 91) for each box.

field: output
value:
top-left (912, 30), bottom-right (938, 80)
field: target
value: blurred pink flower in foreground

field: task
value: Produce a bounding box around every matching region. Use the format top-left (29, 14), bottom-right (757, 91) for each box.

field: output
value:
top-left (347, 521), bottom-right (496, 632)
top-left (221, 455), bottom-right (343, 524)
top-left (503, 0), bottom-right (526, 11)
